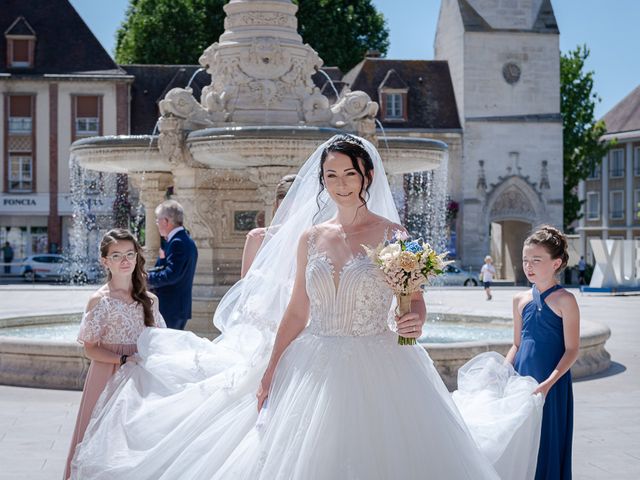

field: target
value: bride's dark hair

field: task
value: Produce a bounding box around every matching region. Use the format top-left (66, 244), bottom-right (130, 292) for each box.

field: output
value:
top-left (316, 134), bottom-right (375, 216)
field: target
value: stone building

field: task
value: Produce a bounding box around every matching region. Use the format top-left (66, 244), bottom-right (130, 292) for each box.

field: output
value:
top-left (432, 0), bottom-right (563, 283)
top-left (0, 0), bottom-right (131, 259)
top-left (578, 84), bottom-right (640, 262)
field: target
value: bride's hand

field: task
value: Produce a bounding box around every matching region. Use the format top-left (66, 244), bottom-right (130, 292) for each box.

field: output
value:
top-left (256, 373), bottom-right (272, 411)
top-left (395, 312), bottom-right (423, 338)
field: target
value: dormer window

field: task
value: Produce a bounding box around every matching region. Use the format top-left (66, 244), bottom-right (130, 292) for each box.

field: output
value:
top-left (385, 93), bottom-right (403, 119)
top-left (5, 17), bottom-right (37, 69)
top-left (378, 69), bottom-right (409, 123)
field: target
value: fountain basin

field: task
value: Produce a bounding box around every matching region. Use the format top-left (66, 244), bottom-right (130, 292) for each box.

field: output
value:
top-left (425, 313), bottom-right (611, 390)
top-left (72, 135), bottom-right (170, 173)
top-left (71, 126), bottom-right (448, 175)
top-left (0, 312), bottom-right (610, 391)
top-left (187, 126), bottom-right (447, 174)
top-left (0, 313), bottom-right (88, 390)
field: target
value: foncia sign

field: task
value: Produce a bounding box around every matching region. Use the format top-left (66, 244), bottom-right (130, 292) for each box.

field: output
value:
top-left (0, 194), bottom-right (49, 214)
top-left (0, 194), bottom-right (112, 215)
top-left (589, 239), bottom-right (640, 288)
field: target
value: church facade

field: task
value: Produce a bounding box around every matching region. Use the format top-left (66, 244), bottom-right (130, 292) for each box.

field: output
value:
top-left (433, 0), bottom-right (563, 283)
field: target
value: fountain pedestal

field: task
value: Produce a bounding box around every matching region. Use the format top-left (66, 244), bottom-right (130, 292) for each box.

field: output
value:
top-left (70, 0), bottom-right (446, 337)
top-left (131, 172), bottom-right (173, 264)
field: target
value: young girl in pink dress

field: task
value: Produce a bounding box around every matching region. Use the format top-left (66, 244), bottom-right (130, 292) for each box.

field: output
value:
top-left (64, 229), bottom-right (165, 479)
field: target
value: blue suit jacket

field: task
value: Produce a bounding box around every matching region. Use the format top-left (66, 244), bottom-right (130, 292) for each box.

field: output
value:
top-left (148, 229), bottom-right (198, 328)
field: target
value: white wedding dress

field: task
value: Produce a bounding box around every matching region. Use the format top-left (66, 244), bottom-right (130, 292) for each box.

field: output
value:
top-left (71, 135), bottom-right (542, 479)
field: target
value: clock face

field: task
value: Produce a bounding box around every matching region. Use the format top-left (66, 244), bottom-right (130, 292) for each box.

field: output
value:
top-left (502, 62), bottom-right (521, 84)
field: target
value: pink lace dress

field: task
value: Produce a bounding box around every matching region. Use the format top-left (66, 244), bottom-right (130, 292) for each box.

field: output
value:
top-left (63, 296), bottom-right (165, 479)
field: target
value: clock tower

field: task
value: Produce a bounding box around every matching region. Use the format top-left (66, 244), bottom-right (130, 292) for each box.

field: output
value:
top-left (435, 0), bottom-right (563, 283)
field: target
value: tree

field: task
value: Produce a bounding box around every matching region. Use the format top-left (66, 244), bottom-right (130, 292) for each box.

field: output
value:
top-left (295, 0), bottom-right (389, 72)
top-left (115, 0), bottom-right (388, 71)
top-left (561, 45), bottom-right (613, 231)
top-left (115, 0), bottom-right (226, 64)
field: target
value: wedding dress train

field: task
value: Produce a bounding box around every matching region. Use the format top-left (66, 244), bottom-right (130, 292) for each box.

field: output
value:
top-left (71, 135), bottom-right (542, 479)
top-left (72, 231), bottom-right (542, 479)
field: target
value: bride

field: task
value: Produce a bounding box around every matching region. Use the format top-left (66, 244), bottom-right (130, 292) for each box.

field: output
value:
top-left (71, 135), bottom-right (542, 479)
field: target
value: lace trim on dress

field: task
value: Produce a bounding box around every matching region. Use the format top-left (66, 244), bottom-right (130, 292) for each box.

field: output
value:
top-left (77, 295), bottom-right (165, 345)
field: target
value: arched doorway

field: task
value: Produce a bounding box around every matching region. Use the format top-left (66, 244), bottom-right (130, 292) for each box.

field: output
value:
top-left (490, 220), bottom-right (531, 284)
top-left (486, 177), bottom-right (543, 285)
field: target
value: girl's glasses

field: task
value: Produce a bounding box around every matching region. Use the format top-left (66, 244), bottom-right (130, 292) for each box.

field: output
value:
top-left (105, 251), bottom-right (137, 263)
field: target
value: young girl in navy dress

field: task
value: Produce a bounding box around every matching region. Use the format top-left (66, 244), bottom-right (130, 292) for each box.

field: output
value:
top-left (506, 225), bottom-right (580, 480)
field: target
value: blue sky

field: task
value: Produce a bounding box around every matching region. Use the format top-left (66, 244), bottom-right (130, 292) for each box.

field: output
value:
top-left (69, 0), bottom-right (639, 119)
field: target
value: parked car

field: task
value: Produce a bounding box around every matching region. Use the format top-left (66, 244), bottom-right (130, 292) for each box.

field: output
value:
top-left (441, 262), bottom-right (478, 286)
top-left (20, 254), bottom-right (102, 283)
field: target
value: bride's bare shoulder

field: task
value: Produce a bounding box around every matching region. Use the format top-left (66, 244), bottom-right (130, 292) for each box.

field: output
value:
top-left (310, 222), bottom-right (340, 236)
top-left (374, 216), bottom-right (405, 237)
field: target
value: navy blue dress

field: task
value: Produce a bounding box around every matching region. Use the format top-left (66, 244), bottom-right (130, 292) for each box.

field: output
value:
top-left (514, 284), bottom-right (573, 480)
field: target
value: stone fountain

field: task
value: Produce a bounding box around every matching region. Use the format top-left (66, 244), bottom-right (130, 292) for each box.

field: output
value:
top-left (70, 0), bottom-right (447, 336)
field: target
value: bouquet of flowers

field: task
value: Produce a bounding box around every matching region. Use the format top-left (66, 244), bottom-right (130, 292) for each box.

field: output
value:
top-left (363, 230), bottom-right (451, 345)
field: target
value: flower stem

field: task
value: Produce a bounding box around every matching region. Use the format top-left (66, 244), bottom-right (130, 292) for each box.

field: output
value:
top-left (396, 294), bottom-right (417, 346)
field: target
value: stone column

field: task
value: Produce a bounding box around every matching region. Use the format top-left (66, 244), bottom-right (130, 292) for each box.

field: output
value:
top-left (578, 180), bottom-right (587, 258)
top-left (601, 154), bottom-right (609, 239)
top-left (171, 166), bottom-right (219, 337)
top-left (626, 142), bottom-right (634, 238)
top-left (130, 172), bottom-right (173, 263)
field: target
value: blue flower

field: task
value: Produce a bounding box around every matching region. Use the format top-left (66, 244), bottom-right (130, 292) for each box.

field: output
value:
top-left (405, 241), bottom-right (423, 253)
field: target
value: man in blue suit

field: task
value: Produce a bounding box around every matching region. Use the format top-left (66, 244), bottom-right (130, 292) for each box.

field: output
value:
top-left (148, 200), bottom-right (198, 330)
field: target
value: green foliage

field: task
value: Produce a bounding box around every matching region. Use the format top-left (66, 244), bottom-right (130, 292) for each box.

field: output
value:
top-left (115, 0), bottom-right (227, 64)
top-left (295, 0), bottom-right (389, 72)
top-left (115, 0), bottom-right (389, 71)
top-left (561, 45), bottom-right (614, 231)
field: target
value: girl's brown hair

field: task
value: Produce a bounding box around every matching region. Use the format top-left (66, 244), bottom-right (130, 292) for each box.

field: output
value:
top-left (100, 228), bottom-right (154, 327)
top-left (524, 225), bottom-right (569, 273)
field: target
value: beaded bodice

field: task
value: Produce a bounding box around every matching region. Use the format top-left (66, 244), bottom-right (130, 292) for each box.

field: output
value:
top-left (305, 227), bottom-right (393, 336)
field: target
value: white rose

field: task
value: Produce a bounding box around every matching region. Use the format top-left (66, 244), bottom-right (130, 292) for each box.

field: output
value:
top-left (379, 244), bottom-right (401, 262)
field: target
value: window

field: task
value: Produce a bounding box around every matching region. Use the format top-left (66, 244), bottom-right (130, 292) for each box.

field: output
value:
top-left (610, 190), bottom-right (624, 220)
top-left (610, 149), bottom-right (624, 178)
top-left (634, 147), bottom-right (640, 176)
top-left (5, 17), bottom-right (36, 69)
top-left (587, 162), bottom-right (600, 180)
top-left (8, 117), bottom-right (32, 134)
top-left (8, 96), bottom-right (32, 134)
top-left (384, 93), bottom-right (403, 119)
top-left (635, 189), bottom-right (640, 221)
top-left (9, 155), bottom-right (32, 192)
top-left (586, 192), bottom-right (600, 220)
top-left (73, 96), bottom-right (100, 137)
top-left (76, 117), bottom-right (99, 135)
top-left (6, 95), bottom-right (35, 192)
top-left (6, 38), bottom-right (35, 69)
top-left (10, 39), bottom-right (31, 67)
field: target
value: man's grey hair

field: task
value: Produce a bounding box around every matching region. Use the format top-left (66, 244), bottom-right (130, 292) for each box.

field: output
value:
top-left (155, 200), bottom-right (184, 226)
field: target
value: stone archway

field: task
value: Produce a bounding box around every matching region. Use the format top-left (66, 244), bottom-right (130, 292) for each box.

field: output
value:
top-left (486, 177), bottom-right (543, 284)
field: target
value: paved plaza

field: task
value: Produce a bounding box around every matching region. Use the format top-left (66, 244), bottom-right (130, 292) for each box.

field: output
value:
top-left (0, 284), bottom-right (638, 479)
